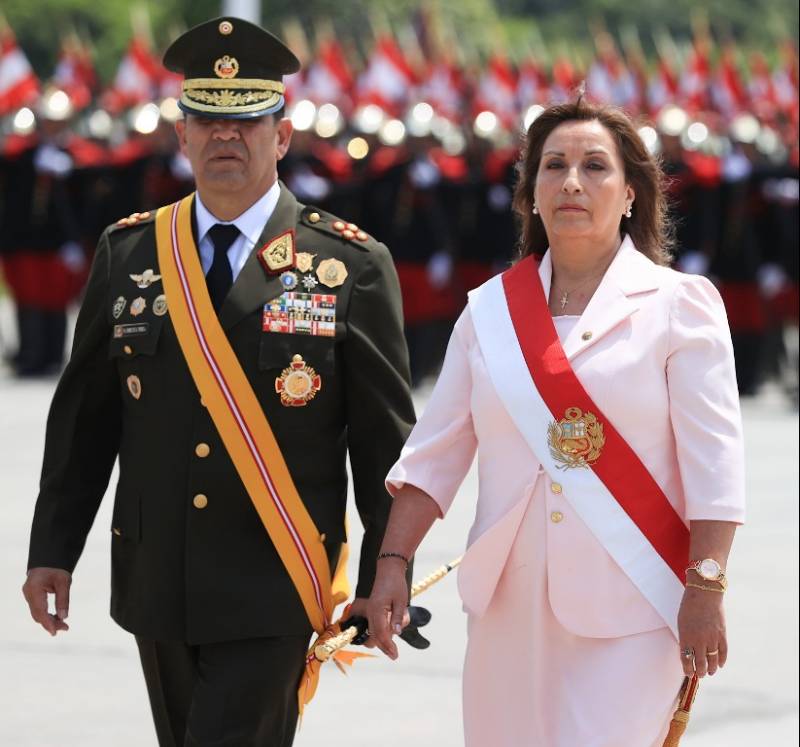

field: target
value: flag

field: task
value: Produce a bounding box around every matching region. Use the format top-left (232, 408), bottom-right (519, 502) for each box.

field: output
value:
top-left (472, 53), bottom-right (518, 128)
top-left (52, 34), bottom-right (96, 110)
top-left (103, 36), bottom-right (160, 112)
top-left (356, 35), bottom-right (417, 115)
top-left (0, 19), bottom-right (39, 115)
top-left (417, 60), bottom-right (465, 122)
top-left (304, 38), bottom-right (354, 111)
top-left (711, 44), bottom-right (747, 117)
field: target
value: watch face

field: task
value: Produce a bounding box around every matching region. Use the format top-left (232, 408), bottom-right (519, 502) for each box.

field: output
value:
top-left (698, 559), bottom-right (721, 580)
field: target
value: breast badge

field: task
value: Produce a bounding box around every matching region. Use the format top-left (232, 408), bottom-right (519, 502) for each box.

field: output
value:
top-left (280, 271), bottom-right (299, 291)
top-left (130, 297), bottom-right (147, 316)
top-left (295, 252), bottom-right (316, 274)
top-left (126, 375), bottom-right (142, 400)
top-left (316, 258), bottom-right (348, 289)
top-left (112, 296), bottom-right (127, 319)
top-left (262, 292), bottom-right (336, 336)
top-left (258, 230), bottom-right (295, 275)
top-left (275, 355), bottom-right (321, 407)
top-left (547, 407), bottom-right (605, 470)
top-left (129, 269), bottom-right (162, 289)
top-left (152, 294), bottom-right (168, 317)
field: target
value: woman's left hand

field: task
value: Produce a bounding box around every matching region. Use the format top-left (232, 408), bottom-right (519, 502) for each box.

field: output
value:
top-left (677, 586), bottom-right (728, 677)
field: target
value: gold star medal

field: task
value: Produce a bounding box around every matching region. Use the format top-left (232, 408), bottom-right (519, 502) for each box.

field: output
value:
top-left (316, 258), bottom-right (348, 289)
top-left (275, 355), bottom-right (322, 407)
top-left (547, 407), bottom-right (605, 470)
top-left (258, 230), bottom-right (295, 275)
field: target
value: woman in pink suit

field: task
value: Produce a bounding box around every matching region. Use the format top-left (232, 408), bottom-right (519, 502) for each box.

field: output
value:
top-left (366, 98), bottom-right (745, 747)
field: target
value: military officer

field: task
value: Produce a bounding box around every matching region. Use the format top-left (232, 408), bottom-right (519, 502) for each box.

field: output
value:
top-left (23, 17), bottom-right (415, 747)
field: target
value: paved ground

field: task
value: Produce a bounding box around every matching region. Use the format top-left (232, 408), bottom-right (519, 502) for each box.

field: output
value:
top-left (1, 300), bottom-right (797, 746)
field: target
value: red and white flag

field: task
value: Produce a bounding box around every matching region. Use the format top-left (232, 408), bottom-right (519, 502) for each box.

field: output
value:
top-left (648, 58), bottom-right (679, 116)
top-left (52, 36), bottom-right (96, 110)
top-left (711, 46), bottom-right (748, 117)
top-left (356, 35), bottom-right (417, 115)
top-left (517, 58), bottom-right (550, 108)
top-left (0, 22), bottom-right (39, 115)
top-left (103, 36), bottom-right (160, 112)
top-left (417, 60), bottom-right (465, 122)
top-left (473, 54), bottom-right (518, 128)
top-left (680, 40), bottom-right (711, 113)
top-left (303, 38), bottom-right (354, 110)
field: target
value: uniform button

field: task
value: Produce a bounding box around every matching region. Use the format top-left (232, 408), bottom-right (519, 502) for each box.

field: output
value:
top-left (195, 443), bottom-right (210, 458)
top-left (550, 511), bottom-right (564, 524)
top-left (308, 211), bottom-right (321, 223)
top-left (581, 331), bottom-right (593, 341)
top-left (112, 527), bottom-right (121, 536)
top-left (124, 345), bottom-right (133, 355)
top-left (346, 223), bottom-right (358, 232)
top-left (550, 482), bottom-right (563, 495)
top-left (356, 231), bottom-right (369, 241)
top-left (193, 494), bottom-right (208, 509)
top-left (333, 221), bottom-right (346, 232)
top-left (342, 229), bottom-right (355, 240)
top-left (200, 397), bottom-right (207, 407)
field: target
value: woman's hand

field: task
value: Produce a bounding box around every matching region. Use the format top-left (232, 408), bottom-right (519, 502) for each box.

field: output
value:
top-left (677, 586), bottom-right (727, 677)
top-left (366, 557), bottom-right (410, 660)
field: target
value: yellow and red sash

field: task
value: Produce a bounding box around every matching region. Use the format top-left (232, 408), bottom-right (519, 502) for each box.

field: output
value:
top-left (469, 255), bottom-right (689, 635)
top-left (155, 196), bottom-right (365, 711)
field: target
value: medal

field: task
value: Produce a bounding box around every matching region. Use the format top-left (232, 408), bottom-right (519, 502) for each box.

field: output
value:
top-left (280, 271), bottom-right (299, 291)
top-left (127, 375), bottom-right (142, 400)
top-left (301, 275), bottom-right (318, 291)
top-left (129, 269), bottom-right (162, 289)
top-left (316, 258), bottom-right (348, 289)
top-left (112, 296), bottom-right (127, 319)
top-left (275, 354), bottom-right (322, 406)
top-left (547, 407), bottom-right (605, 470)
top-left (152, 294), bottom-right (168, 317)
top-left (130, 297), bottom-right (147, 316)
top-left (295, 252), bottom-right (316, 274)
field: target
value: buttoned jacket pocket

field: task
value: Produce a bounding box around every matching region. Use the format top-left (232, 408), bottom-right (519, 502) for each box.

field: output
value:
top-left (258, 333), bottom-right (336, 375)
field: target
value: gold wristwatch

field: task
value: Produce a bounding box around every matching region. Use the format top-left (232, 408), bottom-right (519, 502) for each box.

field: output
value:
top-left (685, 558), bottom-right (728, 590)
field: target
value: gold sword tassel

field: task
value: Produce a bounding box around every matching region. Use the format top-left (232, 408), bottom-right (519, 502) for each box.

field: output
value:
top-left (314, 556), bottom-right (463, 662)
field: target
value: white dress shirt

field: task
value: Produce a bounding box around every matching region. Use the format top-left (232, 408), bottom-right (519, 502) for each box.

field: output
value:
top-left (194, 181), bottom-right (281, 282)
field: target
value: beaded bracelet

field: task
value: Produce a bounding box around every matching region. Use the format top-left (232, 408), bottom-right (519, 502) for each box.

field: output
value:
top-left (377, 552), bottom-right (410, 568)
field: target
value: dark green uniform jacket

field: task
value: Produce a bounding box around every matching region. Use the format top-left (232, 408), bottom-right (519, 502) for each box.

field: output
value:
top-left (28, 183), bottom-right (416, 644)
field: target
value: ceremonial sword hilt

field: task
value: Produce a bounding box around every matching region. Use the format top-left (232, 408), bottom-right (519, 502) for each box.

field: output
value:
top-left (313, 555), bottom-right (463, 662)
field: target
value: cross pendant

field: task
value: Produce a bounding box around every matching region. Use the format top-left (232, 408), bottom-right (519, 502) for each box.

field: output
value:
top-left (559, 291), bottom-right (568, 311)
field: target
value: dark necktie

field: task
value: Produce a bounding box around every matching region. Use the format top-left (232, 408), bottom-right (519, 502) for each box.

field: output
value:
top-left (206, 223), bottom-right (239, 312)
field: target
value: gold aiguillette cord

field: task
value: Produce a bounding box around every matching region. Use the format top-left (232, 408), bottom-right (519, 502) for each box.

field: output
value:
top-left (313, 556), bottom-right (463, 662)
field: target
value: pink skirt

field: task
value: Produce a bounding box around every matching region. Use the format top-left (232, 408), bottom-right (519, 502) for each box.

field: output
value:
top-left (462, 480), bottom-right (684, 747)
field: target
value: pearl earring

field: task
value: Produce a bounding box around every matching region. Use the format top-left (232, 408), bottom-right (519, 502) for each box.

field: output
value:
top-left (625, 204), bottom-right (632, 218)
top-left (532, 204), bottom-right (539, 215)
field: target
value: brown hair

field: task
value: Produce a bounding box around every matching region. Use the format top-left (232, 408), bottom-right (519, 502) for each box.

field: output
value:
top-left (512, 96), bottom-right (673, 265)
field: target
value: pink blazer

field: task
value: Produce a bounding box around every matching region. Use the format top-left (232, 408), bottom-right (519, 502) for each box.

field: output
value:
top-left (387, 238), bottom-right (745, 638)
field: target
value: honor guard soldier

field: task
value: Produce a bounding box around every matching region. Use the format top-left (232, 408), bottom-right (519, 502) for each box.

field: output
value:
top-left (23, 17), bottom-right (415, 747)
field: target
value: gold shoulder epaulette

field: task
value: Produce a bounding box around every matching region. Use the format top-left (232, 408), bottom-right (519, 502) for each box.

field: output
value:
top-left (112, 211), bottom-right (154, 230)
top-left (300, 207), bottom-right (374, 250)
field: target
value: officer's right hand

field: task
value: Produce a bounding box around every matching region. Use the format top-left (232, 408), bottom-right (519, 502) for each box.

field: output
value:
top-left (22, 567), bottom-right (72, 636)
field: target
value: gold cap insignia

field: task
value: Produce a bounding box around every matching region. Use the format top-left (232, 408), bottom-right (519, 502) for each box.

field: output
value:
top-left (258, 231), bottom-right (295, 275)
top-left (316, 258), bottom-right (348, 289)
top-left (127, 375), bottom-right (142, 400)
top-left (547, 407), bottom-right (605, 470)
top-left (214, 55), bottom-right (240, 79)
top-left (295, 252), bottom-right (316, 274)
top-left (218, 20), bottom-right (234, 35)
top-left (275, 354), bottom-right (322, 407)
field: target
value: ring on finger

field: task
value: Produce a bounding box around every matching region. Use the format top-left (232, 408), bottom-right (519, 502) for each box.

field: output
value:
top-left (681, 647), bottom-right (694, 659)
top-left (707, 649), bottom-right (719, 656)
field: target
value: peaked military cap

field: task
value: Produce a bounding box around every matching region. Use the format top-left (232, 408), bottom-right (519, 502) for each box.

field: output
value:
top-left (163, 17), bottom-right (301, 119)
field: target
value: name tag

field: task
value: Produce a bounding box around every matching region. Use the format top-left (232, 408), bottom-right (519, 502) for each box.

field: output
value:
top-left (114, 323), bottom-right (150, 338)
top-left (262, 292), bottom-right (336, 337)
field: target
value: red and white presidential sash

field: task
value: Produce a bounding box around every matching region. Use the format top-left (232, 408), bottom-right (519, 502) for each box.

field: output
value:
top-left (468, 254), bottom-right (689, 635)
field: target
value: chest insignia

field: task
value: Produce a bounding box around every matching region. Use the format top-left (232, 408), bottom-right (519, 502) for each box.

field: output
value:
top-left (316, 258), bottom-right (348, 289)
top-left (126, 375), bottom-right (142, 400)
top-left (275, 354), bottom-right (322, 407)
top-left (547, 407), bottom-right (605, 470)
top-left (258, 230), bottom-right (295, 275)
top-left (130, 296), bottom-right (147, 317)
top-left (130, 269), bottom-right (161, 289)
top-left (262, 292), bottom-right (336, 337)
top-left (295, 252), bottom-right (316, 274)
top-left (112, 296), bottom-right (127, 319)
top-left (152, 294), bottom-right (168, 316)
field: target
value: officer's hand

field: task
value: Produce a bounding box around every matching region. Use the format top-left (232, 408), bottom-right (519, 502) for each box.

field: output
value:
top-left (22, 567), bottom-right (72, 636)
